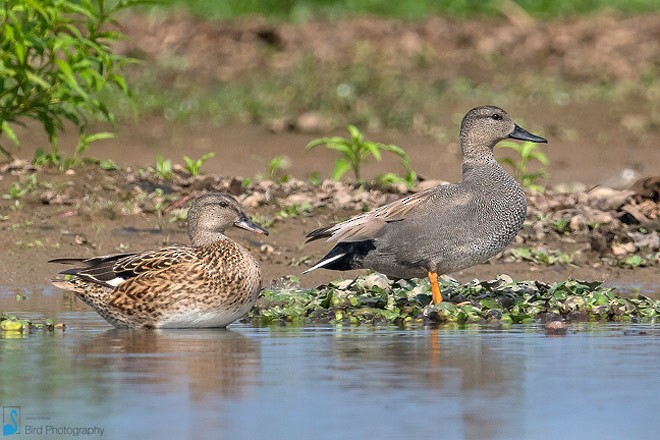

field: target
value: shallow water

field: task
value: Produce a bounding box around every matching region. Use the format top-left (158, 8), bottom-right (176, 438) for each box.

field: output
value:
top-left (1, 290), bottom-right (660, 440)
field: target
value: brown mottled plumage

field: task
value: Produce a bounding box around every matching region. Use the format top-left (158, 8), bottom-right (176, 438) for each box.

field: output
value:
top-left (49, 192), bottom-right (268, 329)
top-left (304, 106), bottom-right (547, 304)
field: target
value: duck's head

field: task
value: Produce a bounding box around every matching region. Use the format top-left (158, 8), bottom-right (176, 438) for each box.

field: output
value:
top-left (187, 192), bottom-right (268, 245)
top-left (460, 106), bottom-right (547, 159)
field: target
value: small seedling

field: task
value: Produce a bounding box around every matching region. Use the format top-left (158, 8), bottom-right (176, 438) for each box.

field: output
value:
top-left (266, 155), bottom-right (291, 182)
top-left (289, 256), bottom-right (312, 267)
top-left (169, 208), bottom-right (189, 223)
top-left (306, 125), bottom-right (417, 186)
top-left (183, 152), bottom-right (215, 176)
top-left (3, 174), bottom-right (38, 209)
top-left (308, 171), bottom-right (322, 185)
top-left (154, 154), bottom-right (173, 180)
top-left (619, 255), bottom-right (646, 268)
top-left (497, 140), bottom-right (548, 191)
top-left (509, 247), bottom-right (574, 266)
top-left (98, 159), bottom-right (119, 170)
top-left (276, 203), bottom-right (313, 219)
top-left (550, 217), bottom-right (571, 234)
top-left (249, 214), bottom-right (274, 230)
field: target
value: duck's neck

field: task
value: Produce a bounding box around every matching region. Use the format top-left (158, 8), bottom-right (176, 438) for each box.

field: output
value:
top-left (189, 229), bottom-right (228, 247)
top-left (459, 136), bottom-right (510, 184)
top-left (459, 132), bottom-right (498, 164)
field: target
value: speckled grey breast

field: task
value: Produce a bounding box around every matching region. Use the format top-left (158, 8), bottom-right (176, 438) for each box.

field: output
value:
top-left (363, 164), bottom-right (527, 279)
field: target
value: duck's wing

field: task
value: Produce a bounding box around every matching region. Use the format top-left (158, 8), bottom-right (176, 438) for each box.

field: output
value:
top-left (306, 185), bottom-right (454, 243)
top-left (50, 246), bottom-right (196, 289)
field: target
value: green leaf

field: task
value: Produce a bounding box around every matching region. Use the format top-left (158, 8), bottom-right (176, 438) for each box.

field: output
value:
top-left (306, 137), bottom-right (336, 150)
top-left (331, 158), bottom-right (352, 181)
top-left (82, 132), bottom-right (114, 143)
top-left (25, 72), bottom-right (51, 89)
top-left (347, 125), bottom-right (362, 143)
top-left (1, 121), bottom-right (20, 146)
top-left (323, 141), bottom-right (353, 155)
top-left (381, 144), bottom-right (407, 157)
top-left (99, 159), bottom-right (118, 170)
top-left (362, 141), bottom-right (382, 161)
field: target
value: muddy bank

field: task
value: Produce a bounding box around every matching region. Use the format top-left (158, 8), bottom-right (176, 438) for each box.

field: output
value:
top-left (1, 13), bottom-right (660, 296)
top-left (1, 162), bottom-right (657, 294)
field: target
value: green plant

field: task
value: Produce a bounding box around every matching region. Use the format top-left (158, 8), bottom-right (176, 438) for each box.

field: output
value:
top-left (276, 203), bottom-right (313, 219)
top-left (509, 247), bottom-right (574, 266)
top-left (248, 274), bottom-right (660, 326)
top-left (619, 255), bottom-right (646, 268)
top-left (307, 171), bottom-right (322, 185)
top-left (248, 213), bottom-right (275, 230)
top-left (182, 152), bottom-right (215, 176)
top-left (34, 132), bottom-right (115, 168)
top-left (550, 217), bottom-right (571, 234)
top-left (14, 239), bottom-right (44, 249)
top-left (154, 154), bottom-right (173, 180)
top-left (376, 154), bottom-right (417, 188)
top-left (497, 140), bottom-right (549, 191)
top-left (0, 0), bottom-right (142, 161)
top-left (168, 207), bottom-right (189, 223)
top-left (306, 125), bottom-right (417, 185)
top-left (266, 155), bottom-right (290, 182)
top-left (3, 174), bottom-right (37, 209)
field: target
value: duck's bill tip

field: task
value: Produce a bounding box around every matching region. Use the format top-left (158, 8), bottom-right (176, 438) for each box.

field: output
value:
top-left (509, 124), bottom-right (547, 143)
top-left (234, 218), bottom-right (269, 235)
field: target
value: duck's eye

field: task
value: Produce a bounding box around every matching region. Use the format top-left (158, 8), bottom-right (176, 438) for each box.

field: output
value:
top-left (491, 113), bottom-right (502, 121)
top-left (218, 202), bottom-right (228, 208)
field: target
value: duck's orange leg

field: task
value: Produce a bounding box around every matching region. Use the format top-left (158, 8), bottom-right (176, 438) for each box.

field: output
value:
top-left (428, 271), bottom-right (443, 304)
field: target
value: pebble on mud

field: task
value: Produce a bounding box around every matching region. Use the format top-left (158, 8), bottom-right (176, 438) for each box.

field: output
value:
top-left (296, 111), bottom-right (331, 134)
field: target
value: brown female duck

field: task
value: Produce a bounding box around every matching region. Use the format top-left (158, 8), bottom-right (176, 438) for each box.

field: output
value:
top-left (50, 192), bottom-right (268, 328)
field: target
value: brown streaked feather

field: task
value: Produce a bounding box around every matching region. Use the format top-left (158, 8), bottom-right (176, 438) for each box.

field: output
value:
top-left (306, 186), bottom-right (443, 243)
top-left (48, 252), bottom-right (136, 266)
top-left (53, 246), bottom-right (197, 287)
top-left (112, 246), bottom-right (197, 278)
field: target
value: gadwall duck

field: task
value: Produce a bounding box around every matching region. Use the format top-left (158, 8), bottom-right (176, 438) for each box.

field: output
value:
top-left (303, 106), bottom-right (547, 304)
top-left (49, 192), bottom-right (268, 328)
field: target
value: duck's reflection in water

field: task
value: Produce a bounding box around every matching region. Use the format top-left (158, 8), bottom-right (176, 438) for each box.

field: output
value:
top-left (327, 328), bottom-right (524, 439)
top-left (75, 329), bottom-right (261, 401)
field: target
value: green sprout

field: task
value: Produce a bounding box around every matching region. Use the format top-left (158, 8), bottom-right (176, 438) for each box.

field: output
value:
top-left (497, 140), bottom-right (549, 191)
top-left (154, 154), bottom-right (173, 180)
top-left (306, 125), bottom-right (417, 186)
top-left (183, 152), bottom-right (215, 176)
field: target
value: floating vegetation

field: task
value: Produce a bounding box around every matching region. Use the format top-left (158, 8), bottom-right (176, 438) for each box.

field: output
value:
top-left (0, 314), bottom-right (65, 334)
top-left (248, 274), bottom-right (660, 327)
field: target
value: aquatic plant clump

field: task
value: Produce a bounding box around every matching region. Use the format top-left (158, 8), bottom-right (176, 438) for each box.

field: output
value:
top-left (248, 274), bottom-right (660, 327)
top-left (0, 314), bottom-right (65, 333)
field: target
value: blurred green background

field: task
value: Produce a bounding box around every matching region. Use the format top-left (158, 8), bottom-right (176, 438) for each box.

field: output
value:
top-left (160, 0), bottom-right (659, 20)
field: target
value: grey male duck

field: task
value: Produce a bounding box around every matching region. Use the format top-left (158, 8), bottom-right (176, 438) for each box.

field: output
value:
top-left (49, 192), bottom-right (268, 329)
top-left (303, 105), bottom-right (547, 304)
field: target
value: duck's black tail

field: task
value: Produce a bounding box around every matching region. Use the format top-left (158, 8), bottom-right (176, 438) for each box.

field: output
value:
top-left (302, 240), bottom-right (375, 274)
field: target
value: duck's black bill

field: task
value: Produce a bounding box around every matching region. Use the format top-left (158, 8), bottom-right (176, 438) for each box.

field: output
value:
top-left (234, 215), bottom-right (269, 235)
top-left (509, 124), bottom-right (547, 143)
